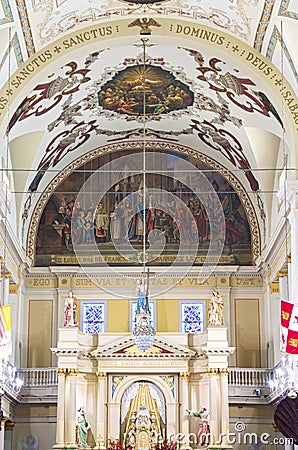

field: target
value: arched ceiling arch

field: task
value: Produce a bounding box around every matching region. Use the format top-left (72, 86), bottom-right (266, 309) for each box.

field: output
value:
top-left (0, 3), bottom-right (296, 262)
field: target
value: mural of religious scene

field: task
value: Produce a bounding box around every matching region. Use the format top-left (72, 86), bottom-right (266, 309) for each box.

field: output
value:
top-left (35, 149), bottom-right (253, 266)
top-left (98, 65), bottom-right (194, 115)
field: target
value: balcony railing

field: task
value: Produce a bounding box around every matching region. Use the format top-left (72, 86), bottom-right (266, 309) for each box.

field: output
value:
top-left (228, 368), bottom-right (272, 387)
top-left (18, 367), bottom-right (58, 387)
top-left (15, 361), bottom-right (297, 405)
top-left (17, 367), bottom-right (272, 389)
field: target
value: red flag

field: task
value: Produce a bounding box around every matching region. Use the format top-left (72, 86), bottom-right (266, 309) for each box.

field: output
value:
top-left (281, 300), bottom-right (298, 354)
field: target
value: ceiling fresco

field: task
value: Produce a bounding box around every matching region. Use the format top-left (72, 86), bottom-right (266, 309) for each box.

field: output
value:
top-left (0, 1), bottom-right (296, 268)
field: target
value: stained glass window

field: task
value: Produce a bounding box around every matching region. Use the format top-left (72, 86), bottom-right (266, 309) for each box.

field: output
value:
top-left (82, 302), bottom-right (105, 334)
top-left (180, 302), bottom-right (205, 333)
top-left (130, 301), bottom-right (155, 331)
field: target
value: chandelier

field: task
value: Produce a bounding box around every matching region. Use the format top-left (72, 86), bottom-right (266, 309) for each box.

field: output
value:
top-left (133, 38), bottom-right (156, 352)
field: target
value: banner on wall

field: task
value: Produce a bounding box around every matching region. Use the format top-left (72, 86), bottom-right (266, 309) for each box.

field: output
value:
top-left (0, 304), bottom-right (12, 358)
top-left (281, 300), bottom-right (298, 354)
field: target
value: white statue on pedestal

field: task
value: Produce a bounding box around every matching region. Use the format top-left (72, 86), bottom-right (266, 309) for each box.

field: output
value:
top-left (208, 289), bottom-right (224, 326)
top-left (187, 407), bottom-right (210, 445)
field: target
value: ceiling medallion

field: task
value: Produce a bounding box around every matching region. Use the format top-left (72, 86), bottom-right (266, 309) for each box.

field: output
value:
top-left (98, 64), bottom-right (194, 116)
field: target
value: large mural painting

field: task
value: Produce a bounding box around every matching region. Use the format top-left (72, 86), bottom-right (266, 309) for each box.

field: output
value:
top-left (35, 150), bottom-right (253, 267)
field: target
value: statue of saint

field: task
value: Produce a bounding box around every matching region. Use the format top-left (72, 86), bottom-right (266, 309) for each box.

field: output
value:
top-left (76, 406), bottom-right (90, 448)
top-left (136, 279), bottom-right (147, 314)
top-left (208, 289), bottom-right (224, 326)
top-left (127, 426), bottom-right (136, 449)
top-left (186, 407), bottom-right (210, 445)
top-left (64, 290), bottom-right (78, 327)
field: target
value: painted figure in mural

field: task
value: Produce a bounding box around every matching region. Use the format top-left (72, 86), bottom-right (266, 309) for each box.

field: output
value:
top-left (76, 406), bottom-right (90, 448)
top-left (186, 407), bottom-right (210, 445)
top-left (52, 206), bottom-right (66, 246)
top-left (127, 183), bottom-right (153, 241)
top-left (136, 279), bottom-right (147, 314)
top-left (64, 290), bottom-right (78, 327)
top-left (63, 208), bottom-right (73, 248)
top-left (208, 289), bottom-right (224, 326)
top-left (94, 203), bottom-right (109, 243)
top-left (110, 203), bottom-right (124, 244)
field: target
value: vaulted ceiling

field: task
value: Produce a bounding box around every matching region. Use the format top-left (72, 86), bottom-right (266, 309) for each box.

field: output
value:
top-left (0, 0), bottom-right (297, 258)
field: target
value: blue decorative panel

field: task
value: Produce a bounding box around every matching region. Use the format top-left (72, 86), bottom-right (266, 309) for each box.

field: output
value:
top-left (131, 301), bottom-right (155, 331)
top-left (82, 302), bottom-right (105, 334)
top-left (181, 302), bottom-right (204, 333)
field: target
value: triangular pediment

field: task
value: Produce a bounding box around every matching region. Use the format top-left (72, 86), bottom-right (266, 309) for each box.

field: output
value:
top-left (91, 335), bottom-right (196, 358)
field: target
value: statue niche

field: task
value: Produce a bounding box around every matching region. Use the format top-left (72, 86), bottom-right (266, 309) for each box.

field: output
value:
top-left (122, 383), bottom-right (164, 450)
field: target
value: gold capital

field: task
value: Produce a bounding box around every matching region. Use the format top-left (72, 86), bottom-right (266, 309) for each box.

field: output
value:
top-left (97, 371), bottom-right (107, 380)
top-left (278, 269), bottom-right (288, 278)
top-left (207, 368), bottom-right (219, 376)
top-left (180, 371), bottom-right (190, 380)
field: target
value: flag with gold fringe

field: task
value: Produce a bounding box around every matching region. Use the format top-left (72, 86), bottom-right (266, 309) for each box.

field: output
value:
top-left (0, 304), bottom-right (12, 358)
top-left (281, 300), bottom-right (298, 354)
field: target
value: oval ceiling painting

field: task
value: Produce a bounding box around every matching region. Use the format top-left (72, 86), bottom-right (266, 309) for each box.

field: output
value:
top-left (98, 64), bottom-right (194, 116)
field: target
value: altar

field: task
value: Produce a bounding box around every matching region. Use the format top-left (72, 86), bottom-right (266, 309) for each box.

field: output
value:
top-left (51, 327), bottom-right (234, 449)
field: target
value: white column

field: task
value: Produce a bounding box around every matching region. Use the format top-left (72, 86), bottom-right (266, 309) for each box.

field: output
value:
top-left (66, 369), bottom-right (78, 448)
top-left (285, 182), bottom-right (298, 300)
top-left (107, 404), bottom-right (120, 442)
top-left (279, 271), bottom-right (288, 301)
top-left (0, 418), bottom-right (5, 450)
top-left (220, 369), bottom-right (231, 447)
top-left (53, 369), bottom-right (67, 449)
top-left (95, 372), bottom-right (107, 450)
top-left (208, 369), bottom-right (219, 445)
top-left (166, 402), bottom-right (178, 439)
top-left (179, 372), bottom-right (190, 449)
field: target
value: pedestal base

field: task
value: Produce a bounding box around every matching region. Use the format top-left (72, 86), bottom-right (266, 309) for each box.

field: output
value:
top-left (52, 445), bottom-right (79, 450)
top-left (94, 435), bottom-right (106, 450)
